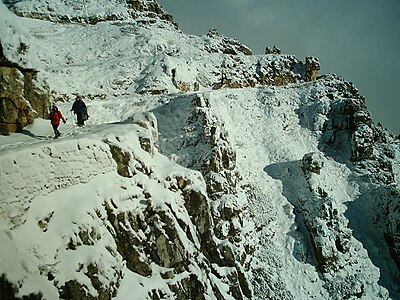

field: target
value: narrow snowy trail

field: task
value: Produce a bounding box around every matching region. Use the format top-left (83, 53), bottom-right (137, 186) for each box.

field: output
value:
top-left (0, 119), bottom-right (90, 151)
top-left (0, 94), bottom-right (167, 152)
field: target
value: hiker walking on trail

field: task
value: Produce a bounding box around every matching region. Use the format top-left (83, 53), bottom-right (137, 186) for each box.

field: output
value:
top-left (71, 96), bottom-right (88, 126)
top-left (48, 105), bottom-right (66, 139)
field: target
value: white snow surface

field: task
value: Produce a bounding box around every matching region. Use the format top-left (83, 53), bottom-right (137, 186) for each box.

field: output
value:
top-left (1, 1), bottom-right (400, 299)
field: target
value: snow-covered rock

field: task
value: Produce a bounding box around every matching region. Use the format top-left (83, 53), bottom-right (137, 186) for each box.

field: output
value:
top-left (0, 0), bottom-right (399, 299)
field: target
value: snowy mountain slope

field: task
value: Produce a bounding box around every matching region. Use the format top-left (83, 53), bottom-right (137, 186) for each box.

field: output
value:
top-left (0, 0), bottom-right (302, 102)
top-left (1, 0), bottom-right (400, 299)
top-left (1, 114), bottom-right (252, 300)
top-left (153, 84), bottom-right (399, 299)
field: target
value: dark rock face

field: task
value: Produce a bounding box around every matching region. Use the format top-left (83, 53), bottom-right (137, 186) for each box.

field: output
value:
top-left (211, 54), bottom-right (305, 91)
top-left (304, 56), bottom-right (321, 82)
top-left (383, 188), bottom-right (400, 269)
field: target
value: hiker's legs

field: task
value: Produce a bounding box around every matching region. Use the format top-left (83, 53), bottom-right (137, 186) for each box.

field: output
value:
top-left (52, 124), bottom-right (57, 135)
top-left (52, 124), bottom-right (60, 137)
top-left (77, 112), bottom-right (84, 126)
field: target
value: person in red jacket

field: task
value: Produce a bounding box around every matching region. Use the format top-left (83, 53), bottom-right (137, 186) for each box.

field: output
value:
top-left (48, 106), bottom-right (66, 138)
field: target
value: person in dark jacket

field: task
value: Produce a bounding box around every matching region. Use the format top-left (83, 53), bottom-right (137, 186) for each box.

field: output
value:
top-left (48, 106), bottom-right (66, 138)
top-left (71, 96), bottom-right (88, 126)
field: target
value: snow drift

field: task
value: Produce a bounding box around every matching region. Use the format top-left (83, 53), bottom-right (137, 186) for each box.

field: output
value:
top-left (0, 0), bottom-right (399, 299)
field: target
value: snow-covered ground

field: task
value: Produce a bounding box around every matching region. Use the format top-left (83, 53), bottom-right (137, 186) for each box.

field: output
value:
top-left (2, 84), bottom-right (398, 299)
top-left (1, 1), bottom-right (399, 299)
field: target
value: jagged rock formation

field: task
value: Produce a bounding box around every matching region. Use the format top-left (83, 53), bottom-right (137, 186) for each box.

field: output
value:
top-left (0, 0), bottom-right (399, 299)
top-left (206, 28), bottom-right (252, 56)
top-left (153, 94), bottom-right (253, 298)
top-left (304, 56), bottom-right (321, 82)
top-left (126, 0), bottom-right (175, 25)
top-left (301, 152), bottom-right (374, 298)
top-left (265, 45), bottom-right (281, 55)
top-left (291, 74), bottom-right (400, 298)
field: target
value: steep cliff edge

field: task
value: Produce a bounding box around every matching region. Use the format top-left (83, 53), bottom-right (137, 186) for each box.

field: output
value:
top-left (0, 113), bottom-right (252, 299)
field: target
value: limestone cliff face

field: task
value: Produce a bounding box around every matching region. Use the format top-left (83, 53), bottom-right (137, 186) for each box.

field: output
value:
top-left (0, 43), bottom-right (50, 135)
top-left (153, 94), bottom-right (253, 298)
top-left (300, 152), bottom-right (371, 299)
top-left (0, 67), bottom-right (50, 135)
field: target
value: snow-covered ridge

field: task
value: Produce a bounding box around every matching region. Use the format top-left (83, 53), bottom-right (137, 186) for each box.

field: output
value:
top-left (0, 0), bottom-right (400, 299)
top-left (3, 0), bottom-right (175, 25)
top-left (0, 0), bottom-right (310, 99)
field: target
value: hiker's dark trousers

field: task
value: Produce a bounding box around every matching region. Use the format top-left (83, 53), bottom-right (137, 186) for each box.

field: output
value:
top-left (77, 112), bottom-right (85, 126)
top-left (52, 124), bottom-right (60, 137)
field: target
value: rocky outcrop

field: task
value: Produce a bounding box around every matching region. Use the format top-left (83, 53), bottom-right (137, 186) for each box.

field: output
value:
top-left (0, 66), bottom-right (50, 135)
top-left (265, 45), bottom-right (281, 54)
top-left (206, 28), bottom-right (252, 56)
top-left (311, 74), bottom-right (396, 186)
top-left (210, 54), bottom-right (301, 91)
top-left (126, 0), bottom-right (176, 26)
top-left (95, 115), bottom-right (251, 299)
top-left (0, 66), bottom-right (33, 134)
top-left (155, 94), bottom-right (252, 298)
top-left (0, 44), bottom-right (50, 135)
top-left (139, 51), bottom-right (312, 95)
top-left (301, 153), bottom-right (353, 274)
top-left (383, 187), bottom-right (400, 269)
top-left (5, 0), bottom-right (175, 26)
top-left (301, 74), bottom-right (400, 296)
top-left (212, 54), bottom-right (321, 91)
top-left (105, 112), bottom-right (159, 178)
top-left (304, 56), bottom-right (321, 82)
top-left (300, 152), bottom-right (385, 299)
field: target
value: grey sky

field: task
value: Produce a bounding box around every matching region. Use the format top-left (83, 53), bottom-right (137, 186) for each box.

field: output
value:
top-left (158, 0), bottom-right (399, 134)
